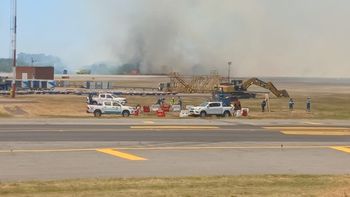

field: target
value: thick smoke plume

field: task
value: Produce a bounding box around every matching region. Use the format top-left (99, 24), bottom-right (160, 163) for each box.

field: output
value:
top-left (84, 0), bottom-right (350, 77)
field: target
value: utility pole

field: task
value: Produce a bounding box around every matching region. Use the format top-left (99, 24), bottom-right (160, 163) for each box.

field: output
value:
top-left (11, 0), bottom-right (17, 98)
top-left (227, 61), bottom-right (232, 83)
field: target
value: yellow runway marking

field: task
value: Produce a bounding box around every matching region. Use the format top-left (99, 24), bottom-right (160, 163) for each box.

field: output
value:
top-left (1, 145), bottom-right (350, 154)
top-left (130, 126), bottom-right (220, 129)
top-left (304, 122), bottom-right (323, 125)
top-left (143, 121), bottom-right (155, 124)
top-left (331, 146), bottom-right (350, 154)
top-left (281, 131), bottom-right (350, 136)
top-left (264, 127), bottom-right (349, 130)
top-left (264, 127), bottom-right (350, 136)
top-left (96, 148), bottom-right (147, 161)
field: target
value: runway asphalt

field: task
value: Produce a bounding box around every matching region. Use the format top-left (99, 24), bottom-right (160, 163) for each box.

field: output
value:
top-left (0, 119), bottom-right (349, 181)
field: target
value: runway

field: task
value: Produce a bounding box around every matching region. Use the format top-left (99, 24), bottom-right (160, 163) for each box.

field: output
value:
top-left (0, 119), bottom-right (349, 181)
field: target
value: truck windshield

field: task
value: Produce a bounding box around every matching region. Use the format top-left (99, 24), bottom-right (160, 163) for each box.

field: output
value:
top-left (199, 102), bottom-right (208, 107)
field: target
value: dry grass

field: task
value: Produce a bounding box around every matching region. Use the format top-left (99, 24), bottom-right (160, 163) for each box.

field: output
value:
top-left (0, 175), bottom-right (350, 197)
top-left (240, 92), bottom-right (350, 119)
top-left (0, 91), bottom-right (349, 119)
top-left (0, 106), bottom-right (12, 118)
top-left (0, 79), bottom-right (349, 119)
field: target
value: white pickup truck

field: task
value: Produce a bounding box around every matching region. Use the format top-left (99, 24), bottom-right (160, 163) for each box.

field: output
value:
top-left (189, 102), bottom-right (234, 117)
top-left (87, 93), bottom-right (127, 105)
top-left (87, 101), bottom-right (135, 117)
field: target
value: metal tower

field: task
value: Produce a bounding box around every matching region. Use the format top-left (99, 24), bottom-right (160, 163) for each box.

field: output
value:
top-left (10, 0), bottom-right (17, 98)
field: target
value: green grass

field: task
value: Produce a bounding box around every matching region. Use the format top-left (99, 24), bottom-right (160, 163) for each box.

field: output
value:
top-left (1, 175), bottom-right (350, 197)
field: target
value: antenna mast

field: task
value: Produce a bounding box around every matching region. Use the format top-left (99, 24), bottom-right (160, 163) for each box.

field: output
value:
top-left (11, 0), bottom-right (17, 98)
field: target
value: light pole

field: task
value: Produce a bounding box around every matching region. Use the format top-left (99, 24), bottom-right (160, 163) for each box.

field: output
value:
top-left (227, 61), bottom-right (232, 83)
top-left (11, 0), bottom-right (17, 98)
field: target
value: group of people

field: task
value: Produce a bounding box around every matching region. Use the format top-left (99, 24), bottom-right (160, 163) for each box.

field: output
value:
top-left (261, 97), bottom-right (311, 112)
top-left (157, 96), bottom-right (183, 109)
top-left (158, 95), bottom-right (312, 113)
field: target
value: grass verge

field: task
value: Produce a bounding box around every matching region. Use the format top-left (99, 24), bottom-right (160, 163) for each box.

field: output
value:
top-left (1, 175), bottom-right (350, 197)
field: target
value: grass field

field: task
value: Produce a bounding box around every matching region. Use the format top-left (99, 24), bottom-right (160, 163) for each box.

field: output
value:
top-left (0, 91), bottom-right (348, 119)
top-left (1, 175), bottom-right (349, 197)
top-left (0, 77), bottom-right (349, 119)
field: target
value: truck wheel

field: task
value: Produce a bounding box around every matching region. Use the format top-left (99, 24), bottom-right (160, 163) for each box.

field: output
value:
top-left (92, 101), bottom-right (98, 105)
top-left (122, 110), bottom-right (130, 117)
top-left (223, 111), bottom-right (230, 118)
top-left (94, 110), bottom-right (102, 117)
top-left (200, 111), bottom-right (207, 118)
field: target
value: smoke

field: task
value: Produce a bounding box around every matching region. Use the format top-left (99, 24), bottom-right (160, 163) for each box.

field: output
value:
top-left (83, 0), bottom-right (350, 77)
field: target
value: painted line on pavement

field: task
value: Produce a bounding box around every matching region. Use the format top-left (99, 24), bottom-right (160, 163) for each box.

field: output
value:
top-left (264, 127), bottom-right (350, 136)
top-left (0, 128), bottom-right (264, 132)
top-left (130, 126), bottom-right (220, 129)
top-left (281, 131), bottom-right (350, 136)
top-left (331, 146), bottom-right (350, 154)
top-left (0, 125), bottom-right (223, 133)
top-left (143, 121), bottom-right (155, 124)
top-left (96, 148), bottom-right (147, 161)
top-left (264, 127), bottom-right (349, 130)
top-left (304, 122), bottom-right (323, 125)
top-left (1, 145), bottom-right (349, 153)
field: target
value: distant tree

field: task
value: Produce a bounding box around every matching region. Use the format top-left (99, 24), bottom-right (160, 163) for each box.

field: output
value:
top-left (17, 53), bottom-right (68, 74)
top-left (0, 58), bottom-right (26, 72)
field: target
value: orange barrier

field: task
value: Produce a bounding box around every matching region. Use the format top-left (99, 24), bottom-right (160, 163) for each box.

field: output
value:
top-left (157, 109), bottom-right (166, 117)
top-left (161, 104), bottom-right (171, 112)
top-left (143, 106), bottom-right (150, 113)
top-left (242, 109), bottom-right (248, 116)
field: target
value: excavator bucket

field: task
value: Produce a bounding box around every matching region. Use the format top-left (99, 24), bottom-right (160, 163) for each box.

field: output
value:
top-left (280, 89), bottom-right (289, 97)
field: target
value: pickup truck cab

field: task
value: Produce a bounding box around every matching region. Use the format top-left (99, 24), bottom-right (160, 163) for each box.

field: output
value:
top-left (87, 93), bottom-right (127, 105)
top-left (87, 101), bottom-right (135, 117)
top-left (189, 102), bottom-right (234, 117)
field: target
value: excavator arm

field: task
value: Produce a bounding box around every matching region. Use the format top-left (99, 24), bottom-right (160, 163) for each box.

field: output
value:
top-left (242, 78), bottom-right (289, 97)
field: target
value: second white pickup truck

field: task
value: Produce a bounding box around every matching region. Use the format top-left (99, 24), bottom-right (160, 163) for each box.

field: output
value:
top-left (189, 102), bottom-right (234, 117)
top-left (87, 93), bottom-right (127, 105)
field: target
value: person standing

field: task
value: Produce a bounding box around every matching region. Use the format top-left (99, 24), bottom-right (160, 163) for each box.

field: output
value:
top-left (178, 96), bottom-right (183, 110)
top-left (156, 97), bottom-right (162, 105)
top-left (306, 97), bottom-right (311, 112)
top-left (233, 98), bottom-right (242, 111)
top-left (288, 98), bottom-right (295, 111)
top-left (261, 99), bottom-right (267, 112)
top-left (170, 97), bottom-right (176, 105)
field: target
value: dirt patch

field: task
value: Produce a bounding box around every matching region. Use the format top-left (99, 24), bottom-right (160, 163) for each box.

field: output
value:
top-left (3, 106), bottom-right (28, 116)
top-left (0, 98), bottom-right (37, 104)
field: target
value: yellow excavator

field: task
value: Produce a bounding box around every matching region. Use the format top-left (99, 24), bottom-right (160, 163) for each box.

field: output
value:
top-left (241, 78), bottom-right (289, 97)
top-left (215, 78), bottom-right (289, 99)
top-left (163, 72), bottom-right (289, 98)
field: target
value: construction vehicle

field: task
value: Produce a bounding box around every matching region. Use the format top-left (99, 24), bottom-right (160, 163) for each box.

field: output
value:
top-left (214, 78), bottom-right (289, 100)
top-left (241, 78), bottom-right (289, 97)
top-left (162, 72), bottom-right (289, 99)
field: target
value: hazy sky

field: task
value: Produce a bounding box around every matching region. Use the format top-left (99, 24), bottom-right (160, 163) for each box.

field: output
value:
top-left (1, 0), bottom-right (350, 77)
